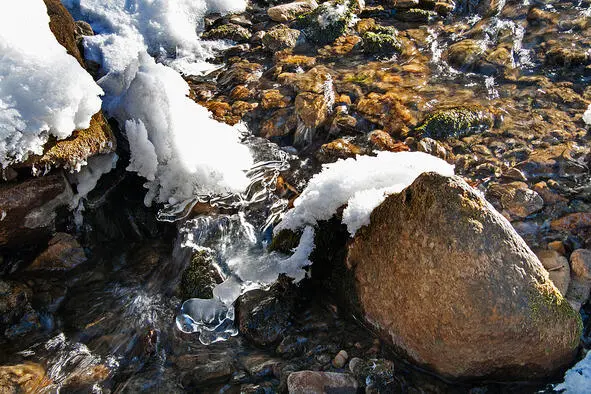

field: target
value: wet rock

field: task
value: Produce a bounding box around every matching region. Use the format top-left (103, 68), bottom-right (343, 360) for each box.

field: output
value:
top-left (444, 39), bottom-right (486, 71)
top-left (545, 46), bottom-right (590, 68)
top-left (180, 356), bottom-right (236, 387)
top-left (275, 52), bottom-right (317, 70)
top-left (362, 26), bottom-right (402, 57)
top-left (276, 335), bottom-right (308, 356)
top-left (202, 23), bottom-right (252, 43)
top-left (235, 276), bottom-right (297, 347)
top-left (217, 61), bottom-right (262, 90)
top-left (261, 89), bottom-right (292, 110)
top-left (349, 358), bottom-right (396, 392)
top-left (0, 171), bottom-right (73, 251)
top-left (267, 0), bottom-right (318, 22)
top-left (565, 250), bottom-right (591, 311)
top-left (485, 182), bottom-right (544, 219)
top-left (416, 137), bottom-right (448, 160)
top-left (295, 92), bottom-right (329, 129)
top-left (262, 26), bottom-right (302, 52)
top-left (180, 249), bottom-right (223, 300)
top-left (337, 173), bottom-right (581, 379)
top-left (299, 0), bottom-right (356, 44)
top-left (395, 9), bottom-right (437, 23)
top-left (294, 66), bottom-right (334, 94)
top-left (287, 371), bottom-right (357, 393)
top-left (27, 233), bottom-right (87, 272)
top-left (415, 106), bottom-right (494, 140)
top-left (0, 280), bottom-right (41, 339)
top-left (551, 213), bottom-right (591, 232)
top-left (261, 108), bottom-right (298, 139)
top-left (230, 85), bottom-right (252, 100)
top-left (316, 138), bottom-right (362, 163)
top-left (536, 250), bottom-right (570, 296)
top-left (0, 363), bottom-right (51, 393)
top-left (356, 92), bottom-right (414, 135)
top-left (386, 0), bottom-right (419, 10)
top-left (368, 130), bottom-right (409, 152)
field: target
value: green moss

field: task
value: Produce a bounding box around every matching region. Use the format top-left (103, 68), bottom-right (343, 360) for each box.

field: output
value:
top-left (529, 282), bottom-right (582, 347)
top-left (298, 0), bottom-right (355, 44)
top-left (362, 31), bottom-right (402, 56)
top-left (201, 23), bottom-right (251, 43)
top-left (343, 71), bottom-right (375, 84)
top-left (414, 106), bottom-right (494, 140)
top-left (180, 250), bottom-right (221, 300)
top-left (268, 229), bottom-right (302, 254)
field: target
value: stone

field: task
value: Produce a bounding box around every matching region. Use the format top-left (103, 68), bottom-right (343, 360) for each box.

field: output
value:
top-left (0, 171), bottom-right (73, 250)
top-left (485, 182), bottom-right (544, 219)
top-left (536, 250), bottom-right (571, 296)
top-left (349, 358), bottom-right (395, 392)
top-left (261, 89), bottom-right (292, 110)
top-left (415, 106), bottom-right (494, 140)
top-left (295, 92), bottom-right (329, 129)
top-left (394, 9), bottom-right (437, 23)
top-left (368, 130), bottom-right (409, 152)
top-left (316, 138), bottom-right (362, 163)
top-left (333, 173), bottom-right (581, 379)
top-left (267, 0), bottom-right (318, 22)
top-left (180, 249), bottom-right (223, 300)
top-left (551, 213), bottom-right (591, 232)
top-left (43, 0), bottom-right (85, 66)
top-left (287, 371), bottom-right (358, 393)
top-left (0, 363), bottom-right (51, 393)
top-left (202, 23), bottom-right (252, 43)
top-left (235, 276), bottom-right (297, 347)
top-left (570, 249), bottom-right (591, 281)
top-left (332, 350), bottom-right (349, 368)
top-left (262, 26), bottom-right (302, 52)
top-left (444, 39), bottom-right (486, 71)
top-left (416, 137), bottom-right (448, 160)
top-left (0, 280), bottom-right (41, 338)
top-left (261, 108), bottom-right (298, 139)
top-left (27, 233), bottom-right (87, 271)
top-left (299, 0), bottom-right (356, 44)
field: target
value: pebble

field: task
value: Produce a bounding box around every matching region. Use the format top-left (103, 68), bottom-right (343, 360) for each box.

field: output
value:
top-left (332, 350), bottom-right (349, 368)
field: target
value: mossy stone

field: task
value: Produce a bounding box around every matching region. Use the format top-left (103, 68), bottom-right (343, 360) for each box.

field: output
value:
top-left (268, 229), bottom-right (302, 254)
top-left (415, 106), bottom-right (493, 140)
top-left (180, 250), bottom-right (223, 300)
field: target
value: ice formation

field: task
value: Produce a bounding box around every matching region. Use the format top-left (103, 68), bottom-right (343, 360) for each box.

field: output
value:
top-left (65, 0), bottom-right (254, 206)
top-left (275, 151), bottom-right (455, 236)
top-left (583, 104), bottom-right (591, 126)
top-left (555, 351), bottom-right (591, 393)
top-left (0, 0), bottom-right (103, 167)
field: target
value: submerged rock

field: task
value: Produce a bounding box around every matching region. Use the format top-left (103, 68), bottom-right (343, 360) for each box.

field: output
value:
top-left (27, 233), bottom-right (87, 272)
top-left (361, 26), bottom-right (402, 57)
top-left (415, 106), bottom-right (494, 140)
top-left (262, 26), bottom-right (302, 52)
top-left (298, 0), bottom-right (356, 44)
top-left (444, 39), bottom-right (486, 71)
top-left (321, 173), bottom-right (581, 379)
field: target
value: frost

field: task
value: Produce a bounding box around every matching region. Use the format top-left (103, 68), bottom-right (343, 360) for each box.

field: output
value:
top-left (0, 0), bottom-right (103, 166)
top-left (69, 153), bottom-right (118, 208)
top-left (275, 151), bottom-right (455, 236)
top-left (125, 119), bottom-right (157, 182)
top-left (555, 351), bottom-right (591, 393)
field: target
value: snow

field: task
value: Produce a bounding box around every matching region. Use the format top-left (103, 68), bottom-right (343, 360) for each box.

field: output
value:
top-left (0, 0), bottom-right (103, 167)
top-left (64, 0), bottom-right (247, 74)
top-left (275, 151), bottom-right (455, 236)
top-left (555, 351), bottom-right (591, 393)
top-left (583, 104), bottom-right (591, 126)
top-left (69, 153), bottom-right (118, 208)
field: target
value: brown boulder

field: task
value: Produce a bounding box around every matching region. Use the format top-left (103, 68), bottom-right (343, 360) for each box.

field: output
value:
top-left (340, 173), bottom-right (580, 379)
top-left (0, 172), bottom-right (73, 250)
top-left (43, 0), bottom-right (84, 66)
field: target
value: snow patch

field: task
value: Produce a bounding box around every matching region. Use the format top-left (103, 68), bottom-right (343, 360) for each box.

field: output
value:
top-left (275, 151), bottom-right (455, 236)
top-left (555, 351), bottom-right (591, 393)
top-left (0, 0), bottom-right (103, 166)
top-left (583, 104), bottom-right (591, 126)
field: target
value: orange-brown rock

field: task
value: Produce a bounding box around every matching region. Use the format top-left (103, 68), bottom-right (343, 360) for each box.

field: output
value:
top-left (27, 233), bottom-right (87, 272)
top-left (44, 0), bottom-right (84, 66)
top-left (295, 93), bottom-right (329, 129)
top-left (230, 85), bottom-right (252, 100)
top-left (0, 363), bottom-right (52, 393)
top-left (316, 139), bottom-right (362, 163)
top-left (318, 35), bottom-right (362, 57)
top-left (261, 89), bottom-right (292, 110)
top-left (24, 112), bottom-right (116, 171)
top-left (368, 130), bottom-right (410, 152)
top-left (339, 173), bottom-right (581, 379)
top-left (261, 108), bottom-right (298, 139)
top-left (295, 67), bottom-right (334, 93)
top-left (551, 212), bottom-right (591, 231)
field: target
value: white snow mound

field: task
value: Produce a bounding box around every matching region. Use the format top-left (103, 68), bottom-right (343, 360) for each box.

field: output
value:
top-left (275, 151), bottom-right (455, 236)
top-left (555, 351), bottom-right (591, 394)
top-left (0, 0), bottom-right (103, 166)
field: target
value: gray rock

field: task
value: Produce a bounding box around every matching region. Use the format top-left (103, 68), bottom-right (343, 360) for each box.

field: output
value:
top-left (287, 371), bottom-right (357, 393)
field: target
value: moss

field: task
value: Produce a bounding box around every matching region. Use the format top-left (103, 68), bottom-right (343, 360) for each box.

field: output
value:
top-left (414, 106), bottom-right (494, 140)
top-left (394, 8), bottom-right (437, 23)
top-left (529, 281), bottom-right (582, 347)
top-left (298, 0), bottom-right (356, 44)
top-left (362, 31), bottom-right (402, 56)
top-left (180, 250), bottom-right (222, 300)
top-left (268, 229), bottom-right (302, 254)
top-left (343, 71), bottom-right (375, 84)
top-left (201, 23), bottom-right (251, 43)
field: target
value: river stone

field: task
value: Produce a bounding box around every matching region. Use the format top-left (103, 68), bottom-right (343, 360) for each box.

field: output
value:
top-left (27, 233), bottom-right (87, 272)
top-left (267, 0), bottom-right (318, 22)
top-left (536, 249), bottom-right (570, 296)
top-left (342, 173), bottom-right (581, 379)
top-left (287, 371), bottom-right (357, 393)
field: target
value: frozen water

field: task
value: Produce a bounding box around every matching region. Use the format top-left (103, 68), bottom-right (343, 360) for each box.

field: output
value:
top-left (175, 298), bottom-right (237, 344)
top-left (555, 351), bottom-right (591, 393)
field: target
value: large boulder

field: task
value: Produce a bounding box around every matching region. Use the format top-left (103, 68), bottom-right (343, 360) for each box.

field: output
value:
top-left (322, 173), bottom-right (581, 379)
